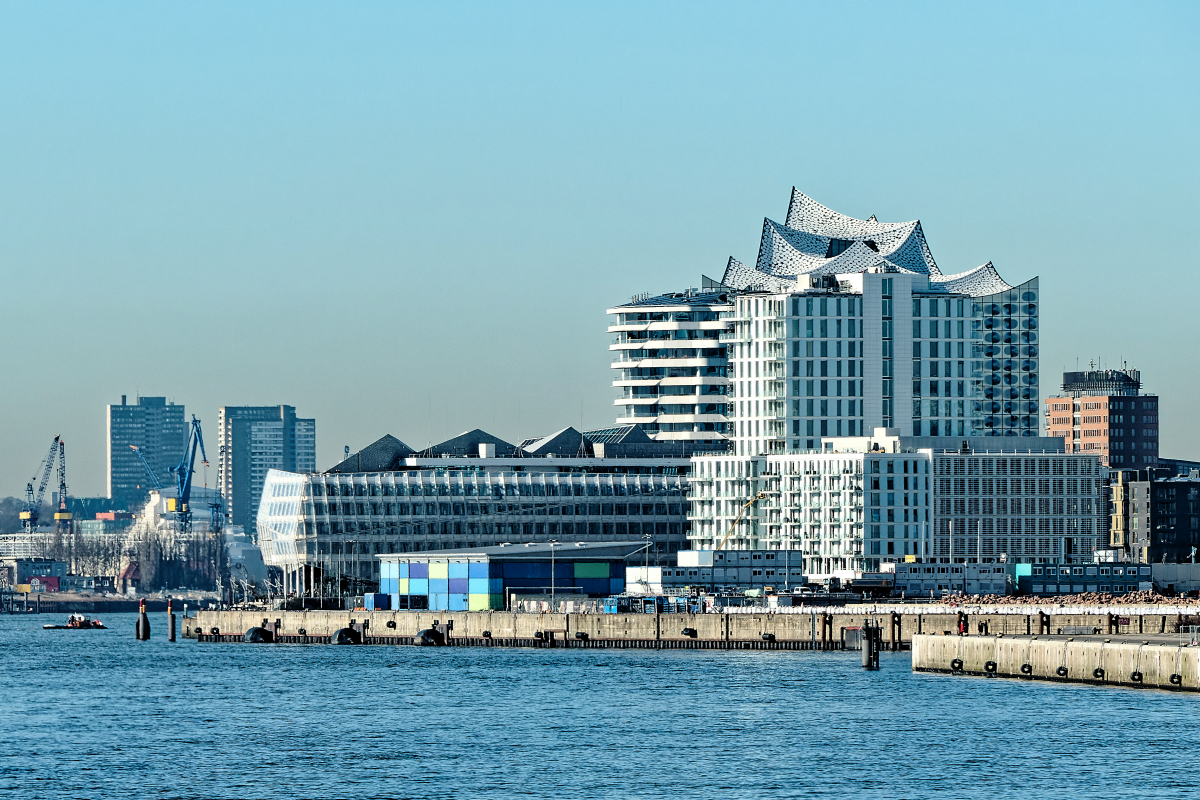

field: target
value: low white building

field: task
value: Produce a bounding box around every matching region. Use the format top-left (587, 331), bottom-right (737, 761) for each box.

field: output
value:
top-left (687, 428), bottom-right (1104, 581)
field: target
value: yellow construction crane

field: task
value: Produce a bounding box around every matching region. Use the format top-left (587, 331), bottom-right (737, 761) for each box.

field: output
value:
top-left (716, 491), bottom-right (767, 551)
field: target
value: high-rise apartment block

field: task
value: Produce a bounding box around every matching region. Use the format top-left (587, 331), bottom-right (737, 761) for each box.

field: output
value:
top-left (1044, 368), bottom-right (1158, 467)
top-left (607, 291), bottom-right (732, 449)
top-left (217, 405), bottom-right (316, 532)
top-left (106, 395), bottom-right (188, 509)
top-left (609, 189), bottom-right (1039, 458)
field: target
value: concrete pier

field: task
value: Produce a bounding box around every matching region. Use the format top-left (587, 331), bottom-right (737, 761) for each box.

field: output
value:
top-left (911, 633), bottom-right (1200, 691)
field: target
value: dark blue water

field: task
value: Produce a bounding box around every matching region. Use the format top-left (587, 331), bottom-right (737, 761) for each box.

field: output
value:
top-left (2, 612), bottom-right (1197, 799)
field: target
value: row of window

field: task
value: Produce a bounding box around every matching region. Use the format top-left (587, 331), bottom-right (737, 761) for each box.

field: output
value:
top-left (308, 479), bottom-right (684, 497)
top-left (311, 501), bottom-right (682, 518)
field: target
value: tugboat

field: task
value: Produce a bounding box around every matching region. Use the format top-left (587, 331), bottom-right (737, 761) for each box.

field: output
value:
top-left (43, 613), bottom-right (107, 630)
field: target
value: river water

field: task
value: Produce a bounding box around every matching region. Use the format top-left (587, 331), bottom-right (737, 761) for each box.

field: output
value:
top-left (2, 612), bottom-right (1197, 799)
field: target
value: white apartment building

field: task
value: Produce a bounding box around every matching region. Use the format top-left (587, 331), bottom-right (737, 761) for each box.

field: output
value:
top-left (607, 290), bottom-right (732, 448)
top-left (614, 189), bottom-right (1039, 458)
top-left (687, 429), bottom-right (1103, 580)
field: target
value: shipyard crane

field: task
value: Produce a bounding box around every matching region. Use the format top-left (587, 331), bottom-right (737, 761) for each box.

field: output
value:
top-left (20, 436), bottom-right (60, 533)
top-left (129, 445), bottom-right (164, 490)
top-left (715, 491), bottom-right (767, 551)
top-left (53, 439), bottom-right (72, 534)
top-left (167, 415), bottom-right (209, 531)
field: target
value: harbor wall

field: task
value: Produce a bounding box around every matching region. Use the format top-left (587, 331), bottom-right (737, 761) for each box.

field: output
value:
top-left (911, 633), bottom-right (1200, 691)
top-left (187, 606), bottom-right (1200, 645)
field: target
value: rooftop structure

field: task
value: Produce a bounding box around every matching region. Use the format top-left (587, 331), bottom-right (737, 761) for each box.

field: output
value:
top-left (1062, 368), bottom-right (1141, 397)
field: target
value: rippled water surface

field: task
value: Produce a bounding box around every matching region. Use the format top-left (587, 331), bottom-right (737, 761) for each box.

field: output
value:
top-left (2, 612), bottom-right (1199, 799)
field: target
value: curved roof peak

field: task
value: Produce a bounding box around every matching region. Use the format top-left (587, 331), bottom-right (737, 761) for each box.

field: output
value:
top-left (785, 188), bottom-right (915, 238)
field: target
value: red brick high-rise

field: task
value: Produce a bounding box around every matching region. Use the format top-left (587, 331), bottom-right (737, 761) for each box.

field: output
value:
top-left (1044, 368), bottom-right (1158, 468)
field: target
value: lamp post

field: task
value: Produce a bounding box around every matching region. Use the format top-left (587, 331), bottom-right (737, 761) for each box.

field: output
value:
top-left (548, 539), bottom-right (558, 612)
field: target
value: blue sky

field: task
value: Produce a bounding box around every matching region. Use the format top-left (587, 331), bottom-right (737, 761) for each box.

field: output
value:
top-left (0, 2), bottom-right (1196, 497)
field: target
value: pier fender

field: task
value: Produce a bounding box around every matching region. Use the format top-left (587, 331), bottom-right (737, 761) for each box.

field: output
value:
top-left (298, 628), bottom-right (307, 636)
top-left (681, 628), bottom-right (697, 638)
top-left (386, 620), bottom-right (397, 629)
top-left (332, 627), bottom-right (362, 645)
top-left (1092, 667), bottom-right (1105, 680)
top-left (1020, 663), bottom-right (1033, 675)
top-left (984, 660), bottom-right (997, 674)
top-left (414, 628), bottom-right (444, 646)
top-left (1130, 671), bottom-right (1143, 683)
top-left (1170, 674), bottom-right (1183, 686)
top-left (950, 658), bottom-right (964, 672)
top-left (1056, 666), bottom-right (1068, 678)
top-left (209, 627), bottom-right (220, 635)
top-left (575, 631), bottom-right (589, 641)
top-left (244, 627), bottom-right (274, 644)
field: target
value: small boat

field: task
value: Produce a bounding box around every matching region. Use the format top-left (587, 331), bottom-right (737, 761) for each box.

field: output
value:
top-left (43, 613), bottom-right (107, 630)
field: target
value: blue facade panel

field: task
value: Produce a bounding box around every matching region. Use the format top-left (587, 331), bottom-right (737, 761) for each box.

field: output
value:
top-left (448, 562), bottom-right (469, 580)
top-left (468, 577), bottom-right (490, 595)
top-left (448, 593), bottom-right (469, 611)
top-left (429, 577), bottom-right (449, 594)
top-left (409, 578), bottom-right (429, 595)
top-left (468, 561), bottom-right (489, 578)
top-left (430, 593), bottom-right (449, 611)
top-left (576, 578), bottom-right (609, 596)
top-left (448, 578), bottom-right (469, 594)
top-left (610, 578), bottom-right (625, 595)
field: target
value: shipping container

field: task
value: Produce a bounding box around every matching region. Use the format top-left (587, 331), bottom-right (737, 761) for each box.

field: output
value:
top-left (448, 593), bottom-right (469, 611)
top-left (488, 593), bottom-right (505, 610)
top-left (489, 577), bottom-right (504, 594)
top-left (448, 561), bottom-right (469, 580)
top-left (574, 562), bottom-right (610, 579)
top-left (409, 562), bottom-right (429, 579)
top-left (448, 578), bottom-right (469, 594)
top-left (609, 577), bottom-right (625, 595)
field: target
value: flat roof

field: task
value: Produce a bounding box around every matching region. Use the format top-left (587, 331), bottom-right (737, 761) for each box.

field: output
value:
top-left (376, 541), bottom-right (649, 562)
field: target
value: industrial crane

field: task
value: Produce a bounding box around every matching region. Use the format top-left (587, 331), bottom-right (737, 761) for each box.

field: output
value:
top-left (53, 439), bottom-right (72, 534)
top-left (20, 436), bottom-right (60, 533)
top-left (716, 492), bottom-right (767, 551)
top-left (129, 445), bottom-right (164, 490)
top-left (167, 415), bottom-right (209, 530)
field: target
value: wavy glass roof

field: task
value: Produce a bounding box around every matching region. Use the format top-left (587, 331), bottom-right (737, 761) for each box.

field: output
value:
top-left (722, 188), bottom-right (1022, 298)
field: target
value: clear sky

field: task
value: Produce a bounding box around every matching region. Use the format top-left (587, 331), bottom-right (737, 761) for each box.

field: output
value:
top-left (0, 2), bottom-right (1196, 497)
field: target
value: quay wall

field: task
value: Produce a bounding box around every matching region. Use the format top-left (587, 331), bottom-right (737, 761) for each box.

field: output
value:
top-left (911, 633), bottom-right (1200, 691)
top-left (187, 606), bottom-right (1200, 646)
